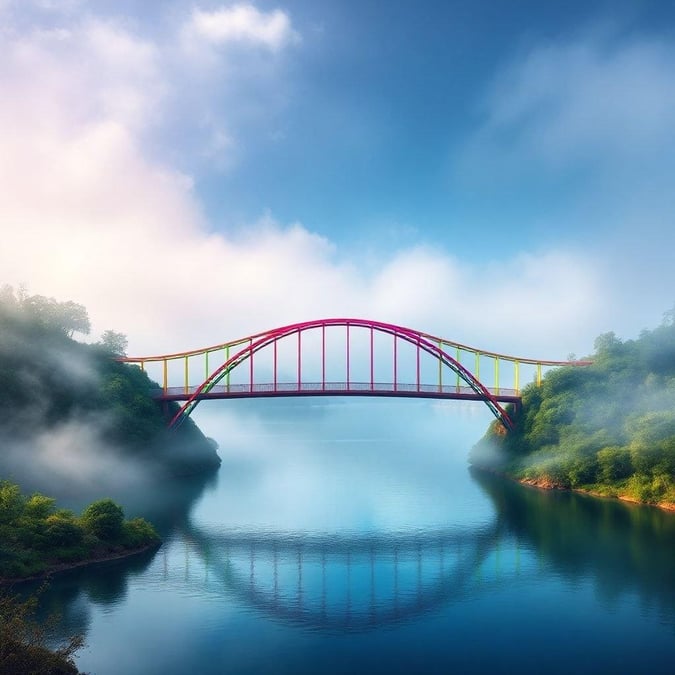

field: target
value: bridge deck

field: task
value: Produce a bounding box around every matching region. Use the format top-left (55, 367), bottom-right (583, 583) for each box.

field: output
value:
top-left (152, 381), bottom-right (521, 403)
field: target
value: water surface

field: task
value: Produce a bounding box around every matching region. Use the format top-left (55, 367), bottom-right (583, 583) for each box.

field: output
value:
top-left (39, 399), bottom-right (675, 674)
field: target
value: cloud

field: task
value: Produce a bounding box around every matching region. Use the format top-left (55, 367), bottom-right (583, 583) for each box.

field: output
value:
top-left (457, 28), bottom-right (675, 336)
top-left (0, 5), bottom-right (619, 383)
top-left (0, 6), bottom-right (608, 367)
top-left (0, 18), bottom-right (163, 135)
top-left (186, 4), bottom-right (299, 52)
top-left (1, 420), bottom-right (152, 497)
top-left (474, 33), bottom-right (675, 170)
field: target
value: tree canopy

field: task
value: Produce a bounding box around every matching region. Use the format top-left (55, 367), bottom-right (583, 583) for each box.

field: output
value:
top-left (1, 285), bottom-right (90, 338)
top-left (0, 480), bottom-right (159, 579)
top-left (0, 284), bottom-right (220, 474)
top-left (471, 309), bottom-right (675, 509)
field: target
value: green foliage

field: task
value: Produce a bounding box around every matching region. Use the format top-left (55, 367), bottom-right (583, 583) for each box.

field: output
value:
top-left (1, 285), bottom-right (90, 338)
top-left (596, 446), bottom-right (632, 482)
top-left (45, 511), bottom-right (84, 549)
top-left (121, 518), bottom-right (161, 549)
top-left (0, 586), bottom-right (84, 674)
top-left (0, 481), bottom-right (160, 580)
top-left (0, 481), bottom-right (24, 525)
top-left (99, 329), bottom-right (128, 356)
top-left (0, 283), bottom-right (220, 471)
top-left (80, 499), bottom-right (124, 541)
top-left (24, 494), bottom-right (57, 521)
top-left (472, 313), bottom-right (675, 507)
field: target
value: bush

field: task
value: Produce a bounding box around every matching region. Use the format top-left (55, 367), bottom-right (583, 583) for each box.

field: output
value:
top-left (121, 518), bottom-right (160, 549)
top-left (1, 481), bottom-right (161, 581)
top-left (597, 446), bottom-right (633, 482)
top-left (45, 512), bottom-right (84, 548)
top-left (79, 499), bottom-right (124, 541)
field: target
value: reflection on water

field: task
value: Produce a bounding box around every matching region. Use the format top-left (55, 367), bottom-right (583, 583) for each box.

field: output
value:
top-left (473, 468), bottom-right (675, 617)
top-left (179, 522), bottom-right (501, 632)
top-left (33, 400), bottom-right (675, 674)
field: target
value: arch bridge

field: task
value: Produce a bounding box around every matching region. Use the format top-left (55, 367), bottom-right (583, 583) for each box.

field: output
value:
top-left (119, 318), bottom-right (590, 431)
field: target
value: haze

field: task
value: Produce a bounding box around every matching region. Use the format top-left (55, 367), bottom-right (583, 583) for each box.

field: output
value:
top-left (1, 0), bottom-right (673, 362)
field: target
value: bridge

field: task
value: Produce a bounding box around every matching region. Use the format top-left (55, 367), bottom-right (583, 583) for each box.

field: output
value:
top-left (119, 318), bottom-right (590, 431)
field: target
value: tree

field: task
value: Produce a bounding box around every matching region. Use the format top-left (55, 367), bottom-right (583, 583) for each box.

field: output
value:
top-left (80, 499), bottom-right (124, 541)
top-left (593, 331), bottom-right (621, 355)
top-left (99, 330), bottom-right (128, 356)
top-left (59, 301), bottom-right (91, 337)
top-left (17, 292), bottom-right (90, 338)
top-left (0, 284), bottom-right (18, 309)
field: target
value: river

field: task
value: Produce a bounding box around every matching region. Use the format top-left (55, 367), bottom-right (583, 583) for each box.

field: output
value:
top-left (37, 398), bottom-right (674, 674)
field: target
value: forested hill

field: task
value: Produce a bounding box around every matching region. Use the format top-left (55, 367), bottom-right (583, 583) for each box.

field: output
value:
top-left (470, 312), bottom-right (675, 510)
top-left (0, 286), bottom-right (220, 485)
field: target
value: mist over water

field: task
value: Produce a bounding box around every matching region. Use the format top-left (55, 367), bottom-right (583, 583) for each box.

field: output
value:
top-left (34, 399), bottom-right (674, 675)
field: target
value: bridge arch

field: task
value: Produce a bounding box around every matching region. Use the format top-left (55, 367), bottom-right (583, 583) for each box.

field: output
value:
top-left (168, 318), bottom-right (514, 431)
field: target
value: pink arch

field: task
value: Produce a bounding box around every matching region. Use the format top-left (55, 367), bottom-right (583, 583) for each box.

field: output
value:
top-left (169, 319), bottom-right (514, 430)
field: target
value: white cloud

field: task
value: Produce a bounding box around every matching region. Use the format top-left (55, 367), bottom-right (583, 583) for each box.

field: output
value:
top-left (475, 34), bottom-right (675, 168)
top-left (458, 29), bottom-right (675, 337)
top-left (0, 18), bottom-right (163, 135)
top-left (187, 4), bottom-right (299, 52)
top-left (0, 7), bottom-right (609, 377)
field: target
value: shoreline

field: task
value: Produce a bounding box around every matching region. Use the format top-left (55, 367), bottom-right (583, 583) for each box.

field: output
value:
top-left (472, 465), bottom-right (675, 513)
top-left (0, 540), bottom-right (161, 586)
top-left (518, 475), bottom-right (675, 513)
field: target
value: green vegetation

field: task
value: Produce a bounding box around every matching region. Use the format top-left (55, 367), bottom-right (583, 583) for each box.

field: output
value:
top-left (0, 480), bottom-right (159, 580)
top-left (471, 311), bottom-right (675, 509)
top-left (1, 584), bottom-right (84, 674)
top-left (0, 284), bottom-right (220, 475)
top-left (0, 286), bottom-right (216, 669)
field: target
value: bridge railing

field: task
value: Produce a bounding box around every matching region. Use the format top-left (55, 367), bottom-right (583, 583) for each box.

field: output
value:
top-left (153, 381), bottom-right (519, 400)
top-left (129, 318), bottom-right (591, 431)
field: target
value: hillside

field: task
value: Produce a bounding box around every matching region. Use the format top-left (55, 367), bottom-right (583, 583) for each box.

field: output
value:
top-left (470, 311), bottom-right (675, 510)
top-left (0, 286), bottom-right (220, 488)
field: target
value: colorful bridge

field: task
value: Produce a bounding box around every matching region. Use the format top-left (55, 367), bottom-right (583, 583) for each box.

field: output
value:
top-left (119, 318), bottom-right (590, 431)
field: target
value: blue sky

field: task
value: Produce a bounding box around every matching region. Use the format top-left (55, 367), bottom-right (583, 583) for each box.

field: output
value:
top-left (1, 0), bottom-right (674, 359)
top-left (191, 0), bottom-right (675, 252)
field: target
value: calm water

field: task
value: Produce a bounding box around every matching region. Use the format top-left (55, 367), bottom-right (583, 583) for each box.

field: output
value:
top-left (37, 399), bottom-right (675, 674)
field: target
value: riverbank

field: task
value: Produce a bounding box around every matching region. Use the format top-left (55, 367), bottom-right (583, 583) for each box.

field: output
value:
top-left (0, 540), bottom-right (161, 586)
top-left (470, 315), bottom-right (675, 513)
top-left (507, 472), bottom-right (675, 513)
top-left (0, 482), bottom-right (162, 582)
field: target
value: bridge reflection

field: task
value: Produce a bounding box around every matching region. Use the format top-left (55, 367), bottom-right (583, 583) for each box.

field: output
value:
top-left (172, 519), bottom-right (515, 632)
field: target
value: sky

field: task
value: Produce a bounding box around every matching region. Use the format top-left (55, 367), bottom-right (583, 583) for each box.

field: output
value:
top-left (1, 0), bottom-right (675, 361)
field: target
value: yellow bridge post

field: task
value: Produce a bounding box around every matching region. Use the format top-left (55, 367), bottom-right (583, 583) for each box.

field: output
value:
top-left (184, 355), bottom-right (189, 395)
top-left (494, 357), bottom-right (499, 394)
top-left (514, 361), bottom-right (520, 394)
top-left (536, 362), bottom-right (542, 387)
top-left (163, 359), bottom-right (168, 394)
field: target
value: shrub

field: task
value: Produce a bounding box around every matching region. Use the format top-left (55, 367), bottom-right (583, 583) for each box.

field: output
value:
top-left (0, 586), bottom-right (84, 674)
top-left (121, 518), bottom-right (160, 549)
top-left (79, 499), bottom-right (124, 541)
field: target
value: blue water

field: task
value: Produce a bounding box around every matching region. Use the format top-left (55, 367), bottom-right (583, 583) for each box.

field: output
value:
top-left (39, 399), bottom-right (675, 674)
